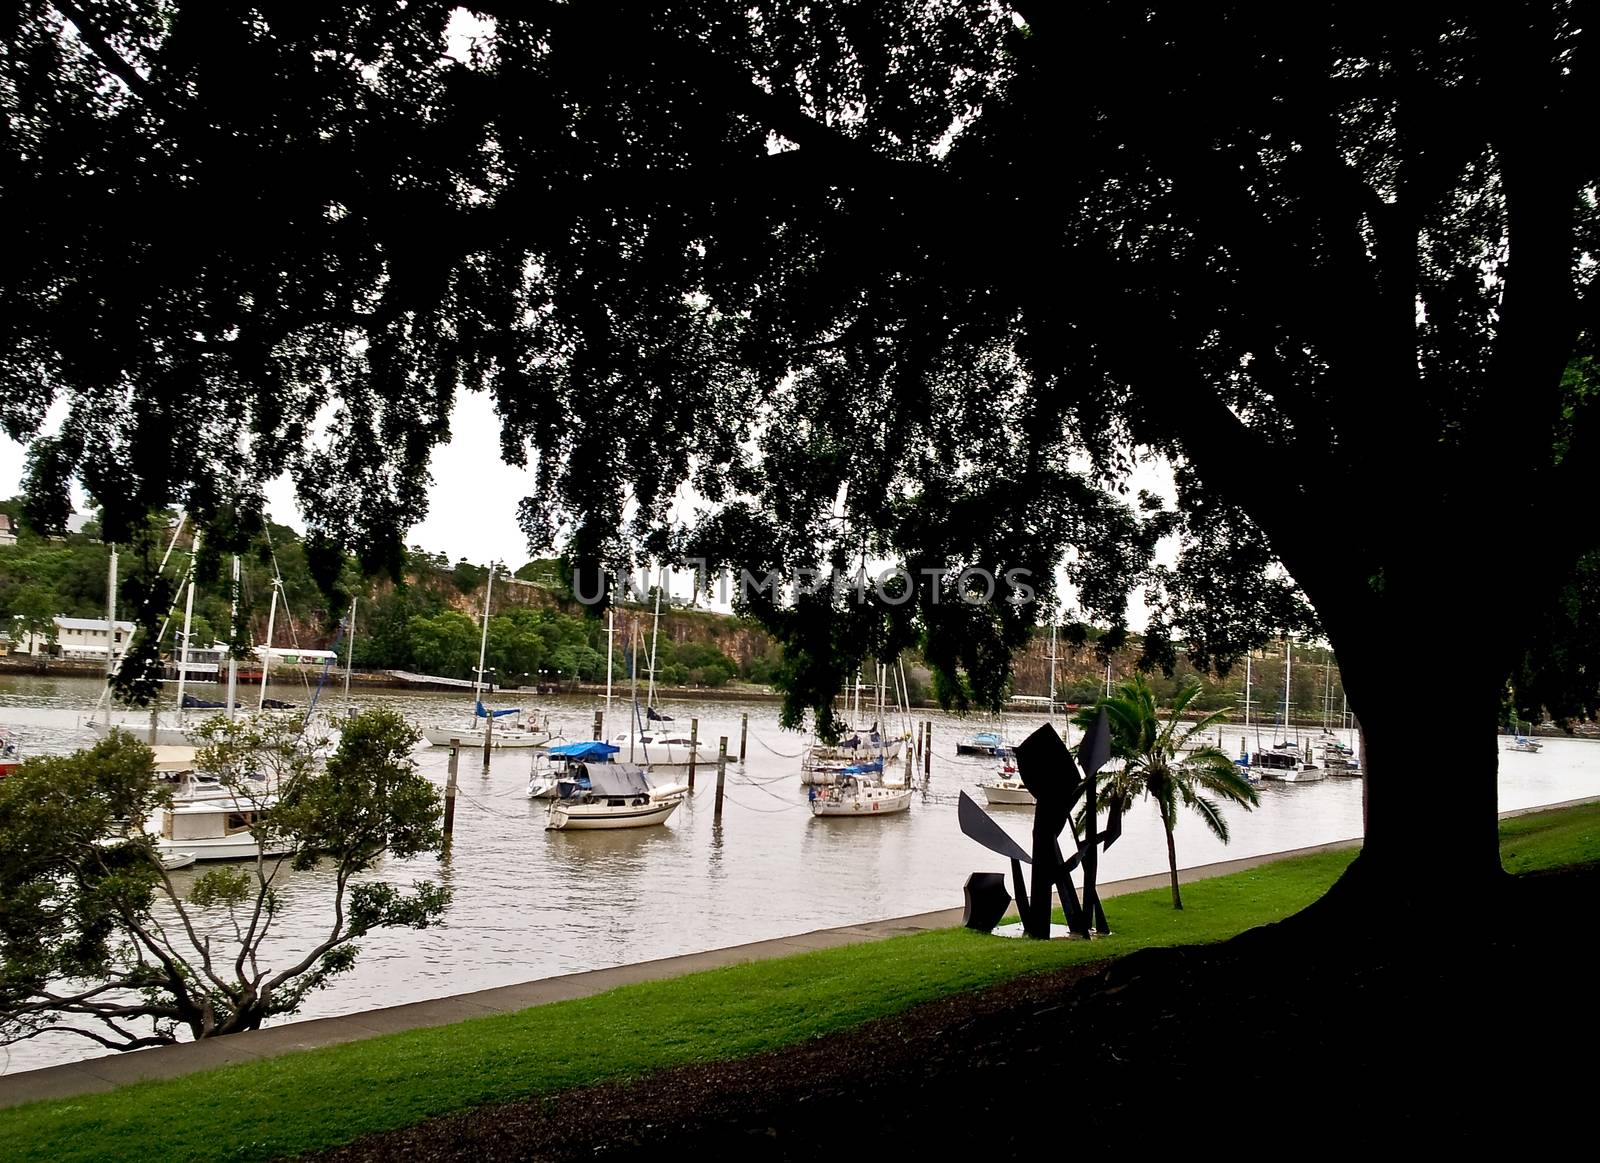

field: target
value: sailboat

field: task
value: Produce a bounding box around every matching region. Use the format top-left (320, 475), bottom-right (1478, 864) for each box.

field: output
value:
top-left (422, 564), bottom-right (553, 748)
top-left (980, 620), bottom-right (1060, 806)
top-left (801, 665), bottom-right (908, 785)
top-left (1253, 638), bottom-right (1322, 782)
top-left (609, 579), bottom-right (708, 770)
top-left (1505, 713), bottom-right (1543, 753)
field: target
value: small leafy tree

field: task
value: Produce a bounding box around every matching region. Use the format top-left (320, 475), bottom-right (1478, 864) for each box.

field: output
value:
top-left (0, 709), bottom-right (449, 1052)
top-left (1076, 676), bottom-right (1259, 909)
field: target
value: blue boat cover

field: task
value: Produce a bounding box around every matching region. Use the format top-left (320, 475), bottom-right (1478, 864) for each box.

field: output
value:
top-left (547, 741), bottom-right (621, 761)
top-left (475, 701), bottom-right (521, 719)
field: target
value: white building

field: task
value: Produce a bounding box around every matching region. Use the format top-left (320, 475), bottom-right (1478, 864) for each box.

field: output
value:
top-left (0, 514), bottom-right (17, 547)
top-left (13, 616), bottom-right (136, 660)
top-left (255, 646), bottom-right (341, 666)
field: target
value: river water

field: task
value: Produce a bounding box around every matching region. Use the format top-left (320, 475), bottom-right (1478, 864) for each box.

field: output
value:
top-left (2, 672), bottom-right (1597, 1077)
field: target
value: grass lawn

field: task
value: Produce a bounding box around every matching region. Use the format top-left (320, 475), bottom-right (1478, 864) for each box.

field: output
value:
top-left (2, 801), bottom-right (1595, 1162)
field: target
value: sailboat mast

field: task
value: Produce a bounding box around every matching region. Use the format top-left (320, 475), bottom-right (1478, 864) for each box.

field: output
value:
top-left (1244, 653), bottom-right (1252, 729)
top-left (104, 543), bottom-right (118, 727)
top-left (646, 568), bottom-right (663, 711)
top-left (343, 597), bottom-right (357, 706)
top-left (225, 555), bottom-right (239, 720)
top-left (628, 621), bottom-right (640, 763)
top-left (603, 607), bottom-right (615, 736)
top-left (257, 578), bottom-right (280, 711)
top-left (473, 563), bottom-right (495, 706)
top-left (1047, 620), bottom-right (1058, 724)
top-left (1283, 638), bottom-right (1293, 739)
top-left (176, 532), bottom-right (200, 715)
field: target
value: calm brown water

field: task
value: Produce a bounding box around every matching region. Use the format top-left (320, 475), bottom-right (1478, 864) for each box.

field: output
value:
top-left (2, 672), bottom-right (1596, 1076)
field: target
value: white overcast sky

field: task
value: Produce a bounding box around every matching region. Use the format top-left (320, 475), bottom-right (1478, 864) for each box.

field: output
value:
top-left (0, 383), bottom-right (1178, 626)
top-left (2, 8), bottom-right (1179, 623)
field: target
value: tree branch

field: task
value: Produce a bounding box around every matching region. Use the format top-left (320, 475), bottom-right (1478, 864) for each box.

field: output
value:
top-left (52, 2), bottom-right (156, 102)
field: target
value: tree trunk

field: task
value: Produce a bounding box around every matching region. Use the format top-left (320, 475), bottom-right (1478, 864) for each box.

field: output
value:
top-left (1306, 605), bottom-right (1512, 923)
top-left (1164, 818), bottom-right (1183, 910)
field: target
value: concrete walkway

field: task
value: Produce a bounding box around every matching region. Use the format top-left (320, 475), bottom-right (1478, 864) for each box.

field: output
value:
top-left (3, 794), bottom-right (1592, 1110)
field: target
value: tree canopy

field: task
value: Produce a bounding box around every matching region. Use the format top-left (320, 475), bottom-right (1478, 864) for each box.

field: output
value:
top-left (4, 5), bottom-right (1597, 819)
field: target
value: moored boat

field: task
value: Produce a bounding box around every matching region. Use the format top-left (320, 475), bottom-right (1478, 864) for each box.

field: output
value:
top-left (423, 705), bottom-right (554, 749)
top-left (529, 740), bottom-right (621, 799)
top-left (808, 773), bottom-right (912, 816)
top-left (0, 728), bottom-right (21, 778)
top-left (151, 794), bottom-right (292, 861)
top-left (955, 729), bottom-right (1008, 757)
top-left (977, 747), bottom-right (1034, 805)
top-left (545, 762), bottom-right (686, 830)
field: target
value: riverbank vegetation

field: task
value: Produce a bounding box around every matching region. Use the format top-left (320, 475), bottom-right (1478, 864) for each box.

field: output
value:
top-left (3, 800), bottom-right (1594, 1162)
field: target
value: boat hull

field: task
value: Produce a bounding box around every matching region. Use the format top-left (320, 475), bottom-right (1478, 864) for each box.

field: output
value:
top-left (979, 782), bottom-right (1035, 805)
top-left (153, 834), bottom-right (292, 861)
top-left (546, 798), bottom-right (682, 830)
top-left (423, 727), bottom-right (549, 749)
top-left (809, 787), bottom-right (912, 816)
top-left (1258, 768), bottom-right (1324, 783)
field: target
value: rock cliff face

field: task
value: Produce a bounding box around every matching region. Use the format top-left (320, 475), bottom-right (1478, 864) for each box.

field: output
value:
top-left (449, 577), bottom-right (783, 670)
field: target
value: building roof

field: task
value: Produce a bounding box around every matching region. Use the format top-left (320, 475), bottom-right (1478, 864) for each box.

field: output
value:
top-left (53, 617), bottom-right (136, 632)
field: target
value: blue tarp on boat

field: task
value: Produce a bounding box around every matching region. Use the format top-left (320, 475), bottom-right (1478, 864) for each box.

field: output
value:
top-left (475, 701), bottom-right (521, 719)
top-left (547, 741), bottom-right (621, 762)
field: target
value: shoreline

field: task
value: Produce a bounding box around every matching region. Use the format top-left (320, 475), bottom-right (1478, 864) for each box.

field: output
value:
top-left (7, 790), bottom-right (1595, 1111)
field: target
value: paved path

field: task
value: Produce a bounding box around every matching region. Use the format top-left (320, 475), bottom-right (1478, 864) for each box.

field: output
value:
top-left (3, 794), bottom-right (1592, 1110)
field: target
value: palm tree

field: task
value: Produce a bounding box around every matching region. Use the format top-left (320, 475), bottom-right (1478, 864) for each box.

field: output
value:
top-left (1075, 674), bottom-right (1259, 909)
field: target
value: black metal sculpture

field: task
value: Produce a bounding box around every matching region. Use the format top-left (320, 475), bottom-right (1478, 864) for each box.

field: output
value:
top-left (958, 713), bottom-right (1121, 938)
top-left (962, 872), bottom-right (1012, 932)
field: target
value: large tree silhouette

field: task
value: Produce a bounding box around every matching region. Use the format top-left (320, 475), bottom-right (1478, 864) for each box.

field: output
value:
top-left (4, 3), bottom-right (1595, 894)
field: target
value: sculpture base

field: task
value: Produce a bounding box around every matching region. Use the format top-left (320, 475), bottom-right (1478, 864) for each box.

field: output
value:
top-left (992, 922), bottom-right (1075, 940)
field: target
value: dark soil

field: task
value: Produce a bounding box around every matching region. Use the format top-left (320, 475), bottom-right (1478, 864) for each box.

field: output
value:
top-left (316, 865), bottom-right (1598, 1160)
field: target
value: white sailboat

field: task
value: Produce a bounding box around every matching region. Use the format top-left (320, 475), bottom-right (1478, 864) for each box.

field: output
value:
top-left (609, 578), bottom-right (708, 770)
top-left (545, 761), bottom-right (687, 830)
top-left (422, 563), bottom-right (553, 748)
top-left (808, 774), bottom-right (912, 816)
top-left (1254, 638), bottom-right (1322, 782)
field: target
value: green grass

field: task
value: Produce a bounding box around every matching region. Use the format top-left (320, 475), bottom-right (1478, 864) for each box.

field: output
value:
top-left (2, 801), bottom-right (1596, 1162)
top-left (1498, 801), bottom-right (1600, 873)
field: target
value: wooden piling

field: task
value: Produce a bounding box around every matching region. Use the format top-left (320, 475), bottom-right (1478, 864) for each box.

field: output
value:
top-left (687, 717), bottom-right (700, 789)
top-left (593, 710), bottom-right (604, 741)
top-left (924, 721), bottom-right (932, 775)
top-left (482, 709), bottom-right (493, 773)
top-left (443, 741), bottom-right (460, 842)
top-left (714, 736), bottom-right (728, 820)
top-left (739, 712), bottom-right (749, 763)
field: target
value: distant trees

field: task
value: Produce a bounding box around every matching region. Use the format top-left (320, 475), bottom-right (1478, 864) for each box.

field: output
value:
top-left (404, 611), bottom-right (480, 679)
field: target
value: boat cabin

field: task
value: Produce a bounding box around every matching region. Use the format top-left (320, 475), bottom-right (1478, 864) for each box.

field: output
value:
top-left (556, 762), bottom-right (653, 807)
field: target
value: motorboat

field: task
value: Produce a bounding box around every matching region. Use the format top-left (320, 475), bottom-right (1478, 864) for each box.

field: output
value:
top-left (151, 793), bottom-right (293, 861)
top-left (545, 762), bottom-right (687, 830)
top-left (977, 749), bottom-right (1034, 805)
top-left (609, 725), bottom-right (707, 771)
top-left (1505, 734), bottom-right (1543, 753)
top-left (1251, 748), bottom-right (1324, 783)
top-left (808, 772), bottom-right (912, 817)
top-left (529, 740), bottom-right (621, 799)
top-left (955, 730), bottom-right (1008, 757)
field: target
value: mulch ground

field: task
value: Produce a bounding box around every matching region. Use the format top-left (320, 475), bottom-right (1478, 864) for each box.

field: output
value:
top-left (315, 865), bottom-right (1598, 1160)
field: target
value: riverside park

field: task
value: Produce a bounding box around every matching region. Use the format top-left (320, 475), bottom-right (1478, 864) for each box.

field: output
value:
top-left (3, 2), bottom-right (1600, 1158)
